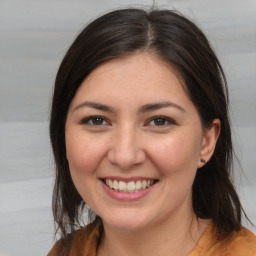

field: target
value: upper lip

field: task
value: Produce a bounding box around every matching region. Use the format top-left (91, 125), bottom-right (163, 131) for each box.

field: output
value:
top-left (99, 176), bottom-right (158, 182)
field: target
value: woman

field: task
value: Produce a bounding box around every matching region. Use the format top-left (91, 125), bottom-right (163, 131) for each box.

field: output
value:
top-left (48, 8), bottom-right (256, 256)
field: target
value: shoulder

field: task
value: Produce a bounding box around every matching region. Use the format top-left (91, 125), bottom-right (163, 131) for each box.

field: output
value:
top-left (47, 220), bottom-right (103, 256)
top-left (190, 222), bottom-right (256, 256)
top-left (223, 227), bottom-right (256, 256)
top-left (209, 225), bottom-right (256, 256)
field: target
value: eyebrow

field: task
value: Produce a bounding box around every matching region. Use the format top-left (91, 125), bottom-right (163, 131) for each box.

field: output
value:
top-left (73, 101), bottom-right (185, 113)
top-left (73, 101), bottom-right (115, 113)
top-left (138, 102), bottom-right (185, 113)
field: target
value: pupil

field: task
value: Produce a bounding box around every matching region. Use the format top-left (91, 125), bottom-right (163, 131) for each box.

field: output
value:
top-left (155, 118), bottom-right (165, 125)
top-left (93, 117), bottom-right (103, 125)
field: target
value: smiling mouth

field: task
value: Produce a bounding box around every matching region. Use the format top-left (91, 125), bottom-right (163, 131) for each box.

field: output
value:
top-left (101, 178), bottom-right (158, 193)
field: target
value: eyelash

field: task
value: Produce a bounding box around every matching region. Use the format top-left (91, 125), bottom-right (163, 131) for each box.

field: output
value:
top-left (80, 116), bottom-right (110, 126)
top-left (146, 116), bottom-right (176, 127)
top-left (80, 115), bottom-right (176, 127)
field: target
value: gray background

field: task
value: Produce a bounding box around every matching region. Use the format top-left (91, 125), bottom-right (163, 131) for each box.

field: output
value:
top-left (0, 0), bottom-right (255, 255)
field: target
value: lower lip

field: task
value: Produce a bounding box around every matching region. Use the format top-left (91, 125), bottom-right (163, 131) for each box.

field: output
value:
top-left (101, 181), bottom-right (155, 202)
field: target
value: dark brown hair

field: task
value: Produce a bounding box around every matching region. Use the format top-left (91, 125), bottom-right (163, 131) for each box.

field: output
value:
top-left (50, 8), bottom-right (247, 240)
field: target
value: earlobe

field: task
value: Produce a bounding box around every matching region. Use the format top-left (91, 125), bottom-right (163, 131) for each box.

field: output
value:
top-left (198, 119), bottom-right (221, 168)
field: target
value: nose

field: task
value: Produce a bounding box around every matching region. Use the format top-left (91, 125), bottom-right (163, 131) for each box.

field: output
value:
top-left (107, 126), bottom-right (146, 170)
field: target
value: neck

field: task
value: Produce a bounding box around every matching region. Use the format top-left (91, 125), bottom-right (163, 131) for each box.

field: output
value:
top-left (97, 207), bottom-right (210, 256)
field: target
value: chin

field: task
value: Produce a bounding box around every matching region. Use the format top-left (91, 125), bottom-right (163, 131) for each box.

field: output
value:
top-left (101, 211), bottom-right (152, 232)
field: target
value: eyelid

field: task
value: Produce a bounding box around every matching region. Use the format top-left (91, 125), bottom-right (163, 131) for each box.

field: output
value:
top-left (80, 115), bottom-right (110, 126)
top-left (79, 115), bottom-right (176, 127)
top-left (146, 116), bottom-right (176, 126)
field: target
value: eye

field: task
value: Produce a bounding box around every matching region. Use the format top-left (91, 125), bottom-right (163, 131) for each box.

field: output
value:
top-left (80, 116), bottom-right (109, 126)
top-left (147, 116), bottom-right (175, 127)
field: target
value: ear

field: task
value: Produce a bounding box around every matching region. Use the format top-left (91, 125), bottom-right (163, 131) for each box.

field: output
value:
top-left (198, 119), bottom-right (221, 168)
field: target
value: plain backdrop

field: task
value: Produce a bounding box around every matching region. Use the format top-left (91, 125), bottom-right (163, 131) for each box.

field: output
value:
top-left (0, 0), bottom-right (255, 255)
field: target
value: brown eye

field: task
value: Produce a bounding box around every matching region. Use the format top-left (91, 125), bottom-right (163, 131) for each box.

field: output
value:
top-left (153, 117), bottom-right (167, 126)
top-left (81, 116), bottom-right (109, 126)
top-left (147, 116), bottom-right (176, 127)
top-left (91, 117), bottom-right (104, 125)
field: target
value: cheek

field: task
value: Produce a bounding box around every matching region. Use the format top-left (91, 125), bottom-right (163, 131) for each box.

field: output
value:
top-left (147, 131), bottom-right (202, 176)
top-left (65, 132), bottom-right (107, 176)
top-left (146, 132), bottom-right (202, 210)
top-left (65, 132), bottom-right (109, 207)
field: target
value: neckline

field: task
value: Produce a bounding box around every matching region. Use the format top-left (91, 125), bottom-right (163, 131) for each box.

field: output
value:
top-left (188, 220), bottom-right (214, 255)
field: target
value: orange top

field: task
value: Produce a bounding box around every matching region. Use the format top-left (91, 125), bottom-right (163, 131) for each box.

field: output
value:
top-left (189, 221), bottom-right (256, 256)
top-left (48, 220), bottom-right (256, 256)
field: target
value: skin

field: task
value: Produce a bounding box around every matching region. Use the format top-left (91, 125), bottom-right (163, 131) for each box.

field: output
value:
top-left (65, 53), bottom-right (220, 256)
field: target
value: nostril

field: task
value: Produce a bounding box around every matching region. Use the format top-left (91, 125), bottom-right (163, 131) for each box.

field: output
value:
top-left (107, 149), bottom-right (146, 169)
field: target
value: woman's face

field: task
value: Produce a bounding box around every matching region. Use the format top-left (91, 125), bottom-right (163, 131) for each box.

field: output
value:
top-left (65, 53), bottom-right (219, 231)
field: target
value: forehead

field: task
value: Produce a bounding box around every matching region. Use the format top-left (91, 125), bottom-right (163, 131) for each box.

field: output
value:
top-left (70, 53), bottom-right (192, 111)
top-left (86, 53), bottom-right (183, 84)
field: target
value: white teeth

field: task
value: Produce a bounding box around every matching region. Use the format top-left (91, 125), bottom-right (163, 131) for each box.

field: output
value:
top-left (104, 179), bottom-right (154, 192)
top-left (127, 181), bottom-right (136, 192)
top-left (141, 180), bottom-right (147, 189)
top-left (118, 181), bottom-right (127, 191)
top-left (113, 180), bottom-right (119, 190)
top-left (135, 180), bottom-right (142, 190)
top-left (108, 179), bottom-right (113, 189)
